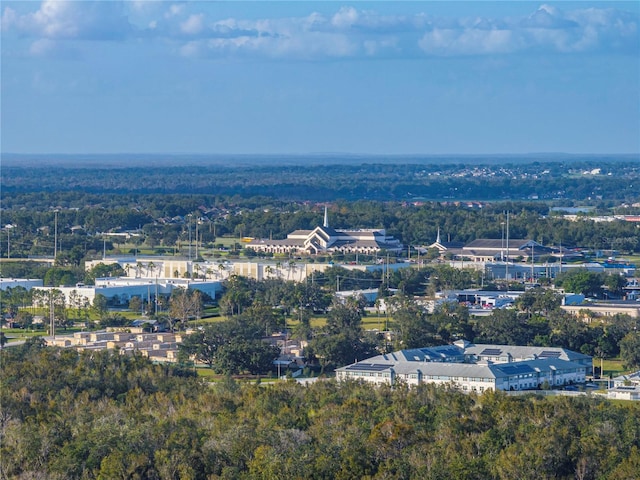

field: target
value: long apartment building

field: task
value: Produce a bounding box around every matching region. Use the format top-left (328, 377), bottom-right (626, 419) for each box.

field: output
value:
top-left (336, 340), bottom-right (591, 392)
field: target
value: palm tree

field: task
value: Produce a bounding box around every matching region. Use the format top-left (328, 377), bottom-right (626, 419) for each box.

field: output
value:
top-left (205, 267), bottom-right (213, 280)
top-left (265, 265), bottom-right (274, 279)
top-left (287, 260), bottom-right (296, 281)
top-left (147, 261), bottom-right (156, 278)
top-left (217, 261), bottom-right (227, 279)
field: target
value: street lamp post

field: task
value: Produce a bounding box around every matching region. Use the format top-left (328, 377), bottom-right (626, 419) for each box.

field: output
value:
top-left (188, 214), bottom-right (193, 261)
top-left (54, 210), bottom-right (59, 260)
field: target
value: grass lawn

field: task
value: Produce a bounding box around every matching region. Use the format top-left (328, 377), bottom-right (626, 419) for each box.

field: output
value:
top-left (362, 313), bottom-right (390, 331)
top-left (193, 367), bottom-right (280, 383)
top-left (2, 329), bottom-right (48, 342)
top-left (2, 327), bottom-right (87, 342)
top-left (593, 358), bottom-right (629, 378)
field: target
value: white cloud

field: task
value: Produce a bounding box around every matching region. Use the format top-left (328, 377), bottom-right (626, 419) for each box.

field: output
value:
top-left (420, 28), bottom-right (516, 56)
top-left (180, 14), bottom-right (204, 35)
top-left (418, 4), bottom-right (638, 56)
top-left (165, 4), bottom-right (185, 19)
top-left (180, 31), bottom-right (357, 60)
top-left (3, 3), bottom-right (637, 60)
top-left (363, 38), bottom-right (399, 56)
top-left (2, 0), bottom-right (132, 41)
top-left (331, 7), bottom-right (359, 29)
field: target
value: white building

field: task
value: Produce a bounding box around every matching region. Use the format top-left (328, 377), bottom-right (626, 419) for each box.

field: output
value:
top-left (336, 341), bottom-right (590, 392)
top-left (32, 278), bottom-right (223, 308)
top-left (612, 370), bottom-right (640, 388)
top-left (608, 386), bottom-right (640, 401)
top-left (248, 207), bottom-right (402, 255)
top-left (86, 255), bottom-right (410, 284)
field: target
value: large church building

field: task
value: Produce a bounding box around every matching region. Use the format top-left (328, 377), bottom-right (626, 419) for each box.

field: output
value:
top-left (248, 207), bottom-right (403, 256)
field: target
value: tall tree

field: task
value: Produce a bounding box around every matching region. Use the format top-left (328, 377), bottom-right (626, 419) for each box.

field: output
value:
top-left (386, 293), bottom-right (437, 349)
top-left (620, 331), bottom-right (640, 370)
top-left (555, 270), bottom-right (604, 298)
top-left (168, 288), bottom-right (202, 331)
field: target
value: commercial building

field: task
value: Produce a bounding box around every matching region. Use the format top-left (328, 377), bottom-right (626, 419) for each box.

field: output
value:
top-left (336, 340), bottom-right (590, 392)
top-left (32, 277), bottom-right (223, 308)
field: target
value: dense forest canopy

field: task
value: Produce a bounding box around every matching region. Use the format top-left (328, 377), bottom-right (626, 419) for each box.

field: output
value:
top-left (1, 343), bottom-right (639, 480)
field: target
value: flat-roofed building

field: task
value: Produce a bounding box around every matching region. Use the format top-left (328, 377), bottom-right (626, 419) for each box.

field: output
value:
top-left (461, 239), bottom-right (546, 263)
top-left (561, 303), bottom-right (640, 319)
top-left (608, 385), bottom-right (640, 401)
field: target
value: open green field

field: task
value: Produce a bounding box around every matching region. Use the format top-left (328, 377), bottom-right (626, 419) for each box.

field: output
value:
top-left (113, 237), bottom-right (244, 259)
top-left (1, 327), bottom-right (86, 343)
top-left (597, 358), bottom-right (628, 378)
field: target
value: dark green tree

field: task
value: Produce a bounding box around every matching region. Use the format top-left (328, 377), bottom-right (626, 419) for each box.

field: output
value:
top-left (386, 293), bottom-right (437, 348)
top-left (215, 340), bottom-right (280, 375)
top-left (92, 293), bottom-right (109, 320)
top-left (555, 270), bottom-right (604, 297)
top-left (604, 273), bottom-right (628, 299)
top-left (474, 309), bottom-right (532, 345)
top-left (620, 331), bottom-right (640, 370)
top-left (515, 289), bottom-right (563, 317)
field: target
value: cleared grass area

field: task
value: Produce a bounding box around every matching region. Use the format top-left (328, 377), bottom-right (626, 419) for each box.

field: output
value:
top-left (597, 358), bottom-right (628, 377)
top-left (618, 254), bottom-right (640, 263)
top-left (362, 314), bottom-right (390, 331)
top-left (2, 329), bottom-right (49, 342)
top-left (1, 327), bottom-right (86, 342)
top-left (193, 367), bottom-right (282, 383)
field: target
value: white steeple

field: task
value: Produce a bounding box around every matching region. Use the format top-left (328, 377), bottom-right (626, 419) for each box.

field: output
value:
top-left (436, 227), bottom-right (441, 244)
top-left (323, 205), bottom-right (329, 228)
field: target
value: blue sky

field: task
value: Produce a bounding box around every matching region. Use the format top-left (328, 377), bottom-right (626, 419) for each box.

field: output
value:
top-left (1, 1), bottom-right (638, 155)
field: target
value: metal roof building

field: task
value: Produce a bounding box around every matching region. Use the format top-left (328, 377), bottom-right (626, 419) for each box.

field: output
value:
top-left (336, 341), bottom-right (590, 392)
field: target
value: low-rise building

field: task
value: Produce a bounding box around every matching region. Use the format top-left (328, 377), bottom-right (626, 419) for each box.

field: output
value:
top-left (46, 330), bottom-right (183, 363)
top-left (608, 385), bottom-right (640, 401)
top-left (561, 302), bottom-right (640, 319)
top-left (336, 341), bottom-right (590, 392)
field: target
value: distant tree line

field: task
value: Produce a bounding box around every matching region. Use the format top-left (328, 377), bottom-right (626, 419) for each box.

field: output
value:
top-left (1, 196), bottom-right (639, 262)
top-left (3, 157), bottom-right (640, 202)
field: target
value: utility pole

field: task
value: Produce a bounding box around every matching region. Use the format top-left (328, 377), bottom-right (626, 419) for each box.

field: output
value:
top-left (505, 211), bottom-right (510, 283)
top-left (559, 240), bottom-right (563, 275)
top-left (49, 292), bottom-right (56, 339)
top-left (155, 275), bottom-right (159, 316)
top-left (531, 243), bottom-right (535, 283)
top-left (188, 214), bottom-right (192, 261)
top-left (54, 210), bottom-right (59, 260)
top-left (500, 221), bottom-right (505, 261)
